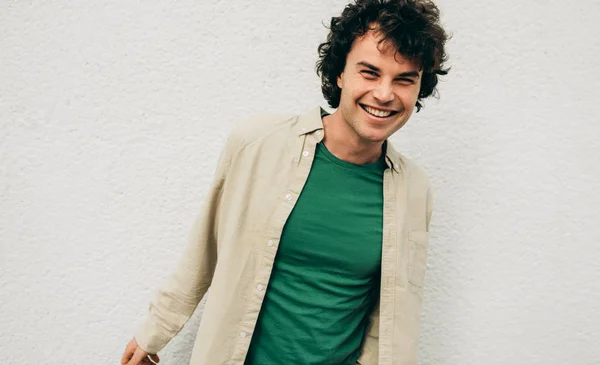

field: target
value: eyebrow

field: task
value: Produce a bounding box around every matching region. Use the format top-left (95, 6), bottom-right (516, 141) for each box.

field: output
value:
top-left (356, 61), bottom-right (420, 79)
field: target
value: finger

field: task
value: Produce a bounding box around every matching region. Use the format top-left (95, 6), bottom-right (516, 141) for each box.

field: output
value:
top-left (121, 347), bottom-right (133, 364)
top-left (121, 340), bottom-right (137, 364)
top-left (127, 348), bottom-right (147, 365)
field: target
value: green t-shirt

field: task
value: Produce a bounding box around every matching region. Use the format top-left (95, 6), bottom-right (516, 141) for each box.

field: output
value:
top-left (245, 140), bottom-right (386, 365)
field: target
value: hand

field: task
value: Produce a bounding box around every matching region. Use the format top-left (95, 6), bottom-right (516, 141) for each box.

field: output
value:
top-left (121, 338), bottom-right (160, 365)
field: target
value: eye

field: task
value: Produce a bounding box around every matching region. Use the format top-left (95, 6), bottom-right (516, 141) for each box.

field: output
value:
top-left (361, 70), bottom-right (378, 78)
top-left (396, 78), bottom-right (415, 85)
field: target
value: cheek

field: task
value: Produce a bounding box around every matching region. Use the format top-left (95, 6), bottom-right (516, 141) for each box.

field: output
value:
top-left (401, 87), bottom-right (420, 106)
top-left (412, 83), bottom-right (422, 101)
top-left (341, 88), bottom-right (362, 106)
top-left (351, 85), bottom-right (374, 104)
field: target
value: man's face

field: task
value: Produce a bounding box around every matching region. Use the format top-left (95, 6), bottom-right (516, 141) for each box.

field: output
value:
top-left (336, 29), bottom-right (422, 144)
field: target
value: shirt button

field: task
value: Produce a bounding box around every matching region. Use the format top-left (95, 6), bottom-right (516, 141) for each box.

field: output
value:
top-left (257, 284), bottom-right (264, 291)
top-left (239, 332), bottom-right (247, 339)
top-left (285, 194), bottom-right (292, 201)
top-left (302, 151), bottom-right (309, 157)
top-left (267, 240), bottom-right (274, 247)
top-left (316, 130), bottom-right (322, 136)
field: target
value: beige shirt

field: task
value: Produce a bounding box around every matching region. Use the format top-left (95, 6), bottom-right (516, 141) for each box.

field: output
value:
top-left (135, 106), bottom-right (433, 365)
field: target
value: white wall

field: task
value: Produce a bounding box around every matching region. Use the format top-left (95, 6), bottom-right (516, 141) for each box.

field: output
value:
top-left (1, 1), bottom-right (599, 364)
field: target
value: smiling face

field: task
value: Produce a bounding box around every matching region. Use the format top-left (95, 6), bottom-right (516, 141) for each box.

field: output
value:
top-left (336, 29), bottom-right (422, 144)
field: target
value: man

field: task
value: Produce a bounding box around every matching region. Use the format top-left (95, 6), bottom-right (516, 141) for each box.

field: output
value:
top-left (122, 0), bottom-right (449, 364)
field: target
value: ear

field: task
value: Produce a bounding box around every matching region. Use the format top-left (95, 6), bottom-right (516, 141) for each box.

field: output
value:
top-left (337, 73), bottom-right (344, 89)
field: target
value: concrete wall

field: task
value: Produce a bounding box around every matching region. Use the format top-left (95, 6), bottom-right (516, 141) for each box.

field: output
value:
top-left (1, 1), bottom-right (599, 364)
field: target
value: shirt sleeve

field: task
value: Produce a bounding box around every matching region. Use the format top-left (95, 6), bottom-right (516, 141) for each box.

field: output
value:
top-left (134, 129), bottom-right (239, 354)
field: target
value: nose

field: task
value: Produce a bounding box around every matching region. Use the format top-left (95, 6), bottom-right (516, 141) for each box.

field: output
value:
top-left (372, 81), bottom-right (394, 104)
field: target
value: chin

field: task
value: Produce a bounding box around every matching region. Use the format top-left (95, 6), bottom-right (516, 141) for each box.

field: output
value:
top-left (358, 130), bottom-right (389, 143)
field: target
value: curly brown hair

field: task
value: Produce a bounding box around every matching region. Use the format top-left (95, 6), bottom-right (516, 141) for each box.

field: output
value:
top-left (316, 0), bottom-right (450, 112)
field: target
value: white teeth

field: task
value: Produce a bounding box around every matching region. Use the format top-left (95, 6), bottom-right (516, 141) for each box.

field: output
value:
top-left (364, 105), bottom-right (392, 118)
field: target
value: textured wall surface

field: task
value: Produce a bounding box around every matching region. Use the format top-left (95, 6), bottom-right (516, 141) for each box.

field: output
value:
top-left (1, 1), bottom-right (599, 364)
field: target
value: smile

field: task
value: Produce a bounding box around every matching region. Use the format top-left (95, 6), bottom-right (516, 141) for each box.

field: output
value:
top-left (360, 104), bottom-right (398, 118)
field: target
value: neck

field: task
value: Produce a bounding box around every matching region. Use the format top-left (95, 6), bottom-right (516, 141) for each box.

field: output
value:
top-left (321, 111), bottom-right (384, 165)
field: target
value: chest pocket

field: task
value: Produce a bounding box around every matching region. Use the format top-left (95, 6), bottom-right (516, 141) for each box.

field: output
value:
top-left (407, 230), bottom-right (430, 288)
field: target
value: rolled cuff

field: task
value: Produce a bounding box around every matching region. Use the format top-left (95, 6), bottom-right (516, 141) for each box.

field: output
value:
top-left (134, 319), bottom-right (173, 355)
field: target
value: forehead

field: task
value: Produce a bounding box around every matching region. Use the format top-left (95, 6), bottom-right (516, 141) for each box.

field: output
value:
top-left (347, 30), bottom-right (420, 70)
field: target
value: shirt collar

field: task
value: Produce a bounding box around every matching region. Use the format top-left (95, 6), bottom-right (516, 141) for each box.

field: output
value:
top-left (296, 106), bottom-right (402, 172)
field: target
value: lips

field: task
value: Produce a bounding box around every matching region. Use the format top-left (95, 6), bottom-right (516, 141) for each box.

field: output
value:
top-left (360, 104), bottom-right (398, 119)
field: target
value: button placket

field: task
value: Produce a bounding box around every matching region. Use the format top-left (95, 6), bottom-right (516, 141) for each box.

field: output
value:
top-left (234, 132), bottom-right (317, 361)
top-left (229, 116), bottom-right (328, 364)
